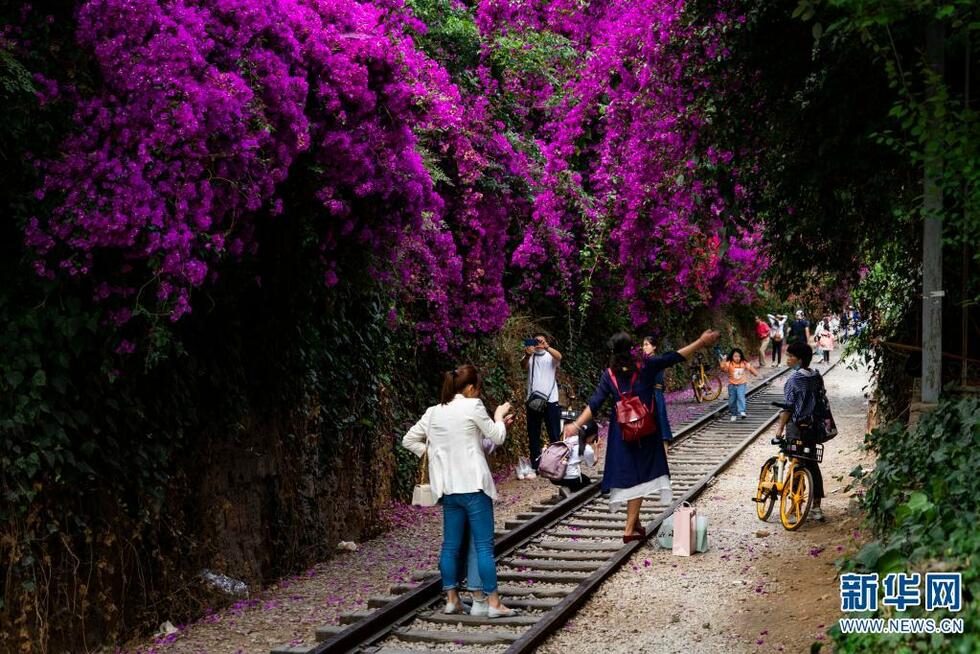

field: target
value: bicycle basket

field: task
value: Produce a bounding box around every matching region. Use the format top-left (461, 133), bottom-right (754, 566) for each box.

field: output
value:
top-left (784, 439), bottom-right (823, 462)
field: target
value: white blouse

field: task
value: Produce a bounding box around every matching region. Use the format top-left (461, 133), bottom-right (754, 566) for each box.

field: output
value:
top-left (561, 434), bottom-right (596, 479)
top-left (402, 395), bottom-right (507, 501)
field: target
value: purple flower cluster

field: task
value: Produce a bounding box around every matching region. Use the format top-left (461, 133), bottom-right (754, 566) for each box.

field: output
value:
top-left (490, 0), bottom-right (767, 324)
top-left (27, 0), bottom-right (524, 345)
top-left (27, 0), bottom-right (767, 345)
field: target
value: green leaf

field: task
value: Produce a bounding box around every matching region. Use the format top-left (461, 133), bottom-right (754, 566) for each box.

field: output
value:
top-left (5, 370), bottom-right (24, 388)
top-left (875, 548), bottom-right (906, 575)
top-left (904, 491), bottom-right (933, 514)
top-left (855, 541), bottom-right (883, 569)
top-left (32, 370), bottom-right (47, 387)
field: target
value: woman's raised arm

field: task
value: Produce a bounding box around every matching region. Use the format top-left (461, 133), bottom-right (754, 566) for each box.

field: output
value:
top-left (676, 329), bottom-right (720, 360)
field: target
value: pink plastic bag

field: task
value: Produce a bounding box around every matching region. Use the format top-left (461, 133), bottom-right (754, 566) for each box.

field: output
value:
top-left (672, 502), bottom-right (697, 557)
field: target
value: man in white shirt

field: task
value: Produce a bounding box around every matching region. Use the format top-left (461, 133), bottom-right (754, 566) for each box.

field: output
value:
top-left (522, 333), bottom-right (562, 476)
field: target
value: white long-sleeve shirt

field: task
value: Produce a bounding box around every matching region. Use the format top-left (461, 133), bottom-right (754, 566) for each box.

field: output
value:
top-left (401, 395), bottom-right (507, 501)
top-left (561, 434), bottom-right (596, 479)
top-left (767, 314), bottom-right (787, 339)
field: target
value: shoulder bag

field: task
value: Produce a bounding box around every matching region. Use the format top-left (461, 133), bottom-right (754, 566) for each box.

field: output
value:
top-left (411, 449), bottom-right (436, 506)
top-left (526, 354), bottom-right (557, 414)
top-left (795, 375), bottom-right (838, 443)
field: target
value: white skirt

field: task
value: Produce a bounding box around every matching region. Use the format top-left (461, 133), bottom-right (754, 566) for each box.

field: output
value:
top-left (607, 474), bottom-right (672, 512)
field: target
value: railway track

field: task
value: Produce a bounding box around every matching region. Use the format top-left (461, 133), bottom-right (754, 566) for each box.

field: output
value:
top-left (274, 362), bottom-right (838, 654)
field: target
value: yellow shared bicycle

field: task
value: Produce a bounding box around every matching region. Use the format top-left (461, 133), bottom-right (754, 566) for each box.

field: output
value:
top-left (753, 404), bottom-right (824, 530)
top-left (690, 352), bottom-right (723, 403)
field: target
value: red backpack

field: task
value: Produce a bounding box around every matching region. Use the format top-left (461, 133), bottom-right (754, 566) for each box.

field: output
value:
top-left (608, 368), bottom-right (658, 442)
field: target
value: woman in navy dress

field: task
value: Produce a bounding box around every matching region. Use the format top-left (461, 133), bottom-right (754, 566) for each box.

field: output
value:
top-left (642, 336), bottom-right (674, 441)
top-left (564, 329), bottom-right (720, 542)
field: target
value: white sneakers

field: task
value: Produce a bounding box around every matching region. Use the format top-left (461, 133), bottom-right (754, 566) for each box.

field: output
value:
top-left (730, 416), bottom-right (738, 422)
top-left (444, 600), bottom-right (467, 615)
top-left (811, 507), bottom-right (826, 522)
top-left (525, 471), bottom-right (537, 479)
top-left (468, 597), bottom-right (520, 618)
top-left (740, 412), bottom-right (748, 419)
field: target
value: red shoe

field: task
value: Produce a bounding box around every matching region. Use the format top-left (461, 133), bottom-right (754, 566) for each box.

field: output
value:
top-left (636, 526), bottom-right (647, 537)
top-left (623, 533), bottom-right (642, 543)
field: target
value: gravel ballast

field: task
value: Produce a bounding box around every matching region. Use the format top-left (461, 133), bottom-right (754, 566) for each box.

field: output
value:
top-left (119, 378), bottom-right (784, 653)
top-left (536, 359), bottom-right (874, 654)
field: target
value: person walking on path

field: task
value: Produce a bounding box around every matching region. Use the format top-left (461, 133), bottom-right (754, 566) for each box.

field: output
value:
top-left (787, 310), bottom-right (811, 347)
top-left (401, 365), bottom-right (520, 618)
top-left (754, 316), bottom-right (771, 367)
top-left (847, 305), bottom-right (863, 337)
top-left (828, 313), bottom-right (840, 336)
top-left (562, 329), bottom-right (721, 542)
top-left (774, 344), bottom-right (827, 522)
top-left (522, 333), bottom-right (562, 476)
top-left (720, 348), bottom-right (759, 421)
top-left (641, 336), bottom-right (676, 441)
top-left (815, 318), bottom-right (835, 364)
top-left (767, 313), bottom-right (787, 366)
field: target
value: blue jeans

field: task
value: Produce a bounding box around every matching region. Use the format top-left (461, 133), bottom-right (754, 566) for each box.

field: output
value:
top-left (728, 383), bottom-right (747, 415)
top-left (440, 492), bottom-right (497, 594)
top-left (456, 526), bottom-right (482, 591)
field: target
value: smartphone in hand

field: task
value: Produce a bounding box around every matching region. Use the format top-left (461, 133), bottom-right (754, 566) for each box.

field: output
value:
top-left (523, 338), bottom-right (539, 347)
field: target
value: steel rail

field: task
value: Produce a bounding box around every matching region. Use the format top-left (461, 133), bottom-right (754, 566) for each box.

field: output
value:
top-left (503, 361), bottom-right (838, 653)
top-left (307, 362), bottom-right (812, 654)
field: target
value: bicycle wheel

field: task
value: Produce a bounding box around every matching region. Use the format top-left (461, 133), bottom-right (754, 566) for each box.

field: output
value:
top-left (701, 375), bottom-right (723, 402)
top-left (779, 465), bottom-right (813, 531)
top-left (690, 379), bottom-right (704, 403)
top-left (754, 457), bottom-right (778, 521)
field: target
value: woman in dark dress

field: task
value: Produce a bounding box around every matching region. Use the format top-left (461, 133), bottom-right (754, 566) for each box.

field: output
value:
top-left (564, 329), bottom-right (720, 542)
top-left (642, 336), bottom-right (674, 441)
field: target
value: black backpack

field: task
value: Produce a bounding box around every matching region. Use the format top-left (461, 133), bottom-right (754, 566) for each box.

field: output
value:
top-left (796, 374), bottom-right (838, 443)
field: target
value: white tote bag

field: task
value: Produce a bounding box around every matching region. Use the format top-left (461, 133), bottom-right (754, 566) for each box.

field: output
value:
top-left (411, 450), bottom-right (437, 507)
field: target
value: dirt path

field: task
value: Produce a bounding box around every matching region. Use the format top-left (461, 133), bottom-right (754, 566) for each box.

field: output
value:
top-left (537, 359), bottom-right (873, 654)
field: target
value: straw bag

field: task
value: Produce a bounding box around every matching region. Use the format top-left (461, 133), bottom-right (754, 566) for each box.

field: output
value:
top-left (411, 450), bottom-right (436, 506)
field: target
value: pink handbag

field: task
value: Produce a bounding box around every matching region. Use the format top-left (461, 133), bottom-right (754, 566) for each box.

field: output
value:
top-left (671, 502), bottom-right (697, 557)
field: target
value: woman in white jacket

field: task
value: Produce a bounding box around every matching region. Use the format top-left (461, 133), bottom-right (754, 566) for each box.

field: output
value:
top-left (402, 365), bottom-right (517, 618)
